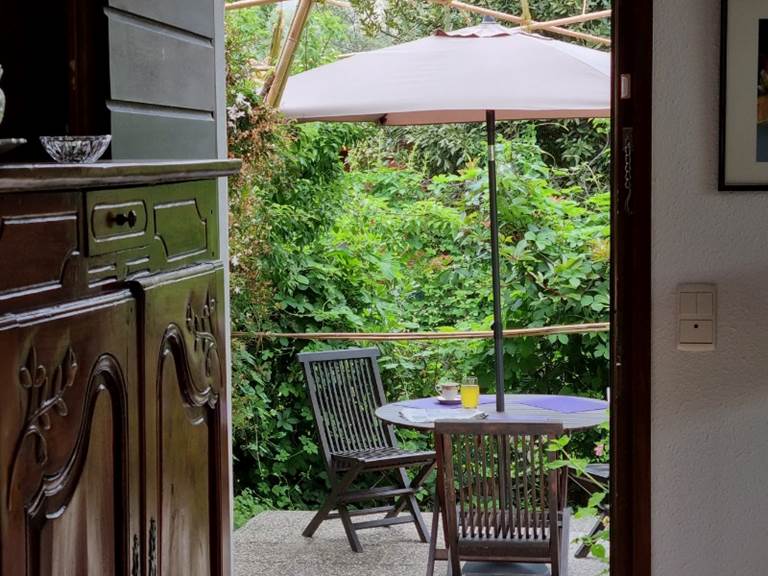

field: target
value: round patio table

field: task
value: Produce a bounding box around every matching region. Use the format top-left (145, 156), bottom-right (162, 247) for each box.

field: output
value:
top-left (376, 393), bottom-right (607, 572)
top-left (375, 393), bottom-right (608, 432)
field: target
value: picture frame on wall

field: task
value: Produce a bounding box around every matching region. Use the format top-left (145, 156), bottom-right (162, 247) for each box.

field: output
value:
top-left (720, 0), bottom-right (768, 190)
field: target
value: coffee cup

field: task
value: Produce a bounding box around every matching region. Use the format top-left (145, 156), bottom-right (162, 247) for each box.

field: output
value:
top-left (436, 382), bottom-right (460, 401)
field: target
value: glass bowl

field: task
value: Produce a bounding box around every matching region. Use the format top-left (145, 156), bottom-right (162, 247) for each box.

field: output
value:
top-left (39, 135), bottom-right (111, 163)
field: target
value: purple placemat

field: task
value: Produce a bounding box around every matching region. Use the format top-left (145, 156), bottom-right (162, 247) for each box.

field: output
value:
top-left (396, 394), bottom-right (497, 409)
top-left (516, 396), bottom-right (607, 414)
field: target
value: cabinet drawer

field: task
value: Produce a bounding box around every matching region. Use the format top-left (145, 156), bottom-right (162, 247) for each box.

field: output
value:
top-left (89, 198), bottom-right (149, 255)
top-left (85, 181), bottom-right (218, 269)
top-left (0, 192), bottom-right (81, 309)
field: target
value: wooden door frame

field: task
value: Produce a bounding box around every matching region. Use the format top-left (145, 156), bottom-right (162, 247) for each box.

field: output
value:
top-left (611, 0), bottom-right (652, 575)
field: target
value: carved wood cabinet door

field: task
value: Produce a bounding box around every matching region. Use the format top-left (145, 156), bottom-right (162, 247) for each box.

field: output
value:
top-left (137, 264), bottom-right (229, 576)
top-left (0, 292), bottom-right (141, 576)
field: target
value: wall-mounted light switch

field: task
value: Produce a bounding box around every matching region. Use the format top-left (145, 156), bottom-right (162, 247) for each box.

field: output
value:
top-left (677, 284), bottom-right (716, 351)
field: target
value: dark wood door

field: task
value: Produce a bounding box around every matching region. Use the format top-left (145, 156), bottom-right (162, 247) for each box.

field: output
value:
top-left (138, 264), bottom-right (229, 576)
top-left (611, 0), bottom-right (653, 574)
top-left (0, 292), bottom-right (140, 576)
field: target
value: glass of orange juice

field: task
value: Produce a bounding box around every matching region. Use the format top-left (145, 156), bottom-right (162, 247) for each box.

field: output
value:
top-left (461, 377), bottom-right (480, 409)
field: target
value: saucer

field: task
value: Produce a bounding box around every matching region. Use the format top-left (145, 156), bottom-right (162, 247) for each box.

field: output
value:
top-left (435, 396), bottom-right (461, 405)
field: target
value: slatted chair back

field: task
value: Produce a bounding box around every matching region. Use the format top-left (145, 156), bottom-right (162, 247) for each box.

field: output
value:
top-left (298, 348), bottom-right (395, 472)
top-left (434, 421), bottom-right (565, 569)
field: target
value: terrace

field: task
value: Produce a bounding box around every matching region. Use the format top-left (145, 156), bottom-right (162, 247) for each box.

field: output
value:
top-left (234, 511), bottom-right (605, 576)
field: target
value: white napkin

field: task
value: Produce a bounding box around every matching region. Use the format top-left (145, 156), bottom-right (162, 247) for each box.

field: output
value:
top-left (399, 408), bottom-right (488, 423)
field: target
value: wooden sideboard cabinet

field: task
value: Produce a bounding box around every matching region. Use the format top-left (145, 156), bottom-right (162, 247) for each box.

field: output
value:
top-left (0, 160), bottom-right (239, 576)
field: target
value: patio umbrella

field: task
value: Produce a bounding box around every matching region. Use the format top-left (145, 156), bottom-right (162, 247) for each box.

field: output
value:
top-left (280, 18), bottom-right (610, 412)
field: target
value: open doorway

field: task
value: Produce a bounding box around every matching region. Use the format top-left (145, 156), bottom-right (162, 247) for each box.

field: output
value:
top-left (223, 0), bottom-right (650, 574)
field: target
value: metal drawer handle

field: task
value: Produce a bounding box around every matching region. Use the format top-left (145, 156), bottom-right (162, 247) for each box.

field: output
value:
top-left (112, 209), bottom-right (138, 228)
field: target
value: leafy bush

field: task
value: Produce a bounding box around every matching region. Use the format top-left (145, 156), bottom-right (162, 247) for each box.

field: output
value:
top-left (228, 114), bottom-right (609, 509)
top-left (234, 488), bottom-right (267, 529)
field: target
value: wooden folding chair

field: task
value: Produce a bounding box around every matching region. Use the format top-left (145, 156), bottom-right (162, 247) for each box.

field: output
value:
top-left (431, 421), bottom-right (570, 576)
top-left (298, 347), bottom-right (436, 552)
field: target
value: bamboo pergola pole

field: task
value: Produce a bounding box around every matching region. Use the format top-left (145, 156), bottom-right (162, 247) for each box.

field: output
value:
top-left (232, 322), bottom-right (610, 342)
top-left (537, 26), bottom-right (608, 45)
top-left (527, 9), bottom-right (611, 31)
top-left (519, 0), bottom-right (532, 25)
top-left (265, 0), bottom-right (314, 108)
top-left (429, 0), bottom-right (610, 46)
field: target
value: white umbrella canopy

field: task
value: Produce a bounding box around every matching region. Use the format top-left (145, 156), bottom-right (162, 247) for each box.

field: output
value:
top-left (280, 21), bottom-right (611, 125)
top-left (280, 19), bottom-right (611, 412)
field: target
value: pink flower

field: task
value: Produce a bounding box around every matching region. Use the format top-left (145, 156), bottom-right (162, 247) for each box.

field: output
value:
top-left (594, 443), bottom-right (605, 458)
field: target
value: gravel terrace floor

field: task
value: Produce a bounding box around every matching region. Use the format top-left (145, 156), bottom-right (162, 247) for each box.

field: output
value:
top-left (234, 511), bottom-right (605, 576)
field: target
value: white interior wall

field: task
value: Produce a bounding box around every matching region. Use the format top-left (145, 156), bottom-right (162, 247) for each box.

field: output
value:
top-left (653, 0), bottom-right (768, 573)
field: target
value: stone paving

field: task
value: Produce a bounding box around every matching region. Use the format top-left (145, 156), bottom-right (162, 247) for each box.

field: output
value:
top-left (234, 511), bottom-right (605, 576)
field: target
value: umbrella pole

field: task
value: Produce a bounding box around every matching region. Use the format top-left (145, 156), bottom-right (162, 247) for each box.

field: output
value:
top-left (486, 110), bottom-right (505, 413)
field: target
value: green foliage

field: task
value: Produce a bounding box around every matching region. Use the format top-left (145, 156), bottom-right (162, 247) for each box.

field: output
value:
top-left (350, 124), bottom-right (487, 176)
top-left (225, 4), bottom-right (368, 99)
top-left (225, 7), bottom-right (277, 96)
top-left (228, 122), bottom-right (610, 513)
top-left (293, 8), bottom-right (352, 72)
top-left (494, 128), bottom-right (611, 396)
top-left (548, 419), bottom-right (610, 566)
top-left (234, 488), bottom-right (268, 529)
